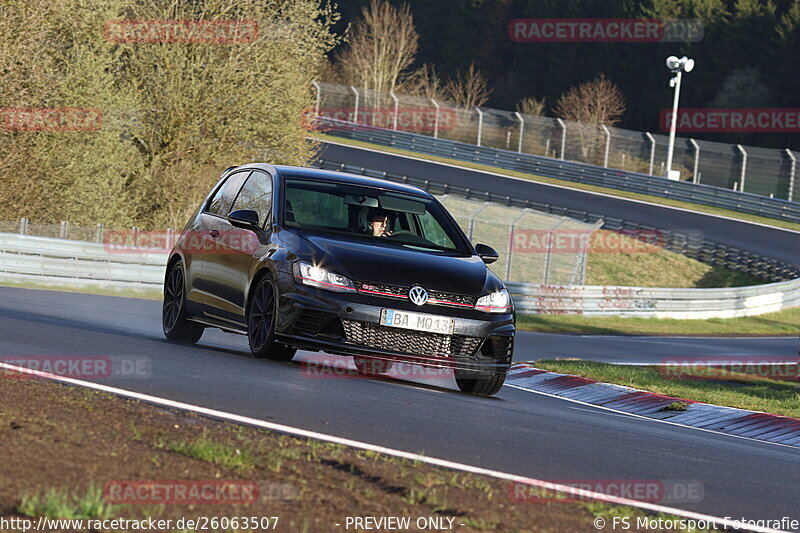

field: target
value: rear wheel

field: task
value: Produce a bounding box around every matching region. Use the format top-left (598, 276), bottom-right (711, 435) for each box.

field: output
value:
top-left (248, 277), bottom-right (296, 361)
top-left (353, 356), bottom-right (394, 375)
top-left (162, 262), bottom-right (204, 344)
top-left (454, 370), bottom-right (505, 396)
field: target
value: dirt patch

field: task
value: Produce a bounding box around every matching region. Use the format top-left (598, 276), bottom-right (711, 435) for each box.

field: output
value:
top-left (0, 376), bottom-right (680, 532)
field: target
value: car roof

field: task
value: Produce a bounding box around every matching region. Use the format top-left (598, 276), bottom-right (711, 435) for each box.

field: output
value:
top-left (263, 165), bottom-right (432, 198)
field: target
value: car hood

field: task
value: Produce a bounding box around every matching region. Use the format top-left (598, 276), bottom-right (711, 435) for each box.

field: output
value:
top-left (284, 230), bottom-right (497, 295)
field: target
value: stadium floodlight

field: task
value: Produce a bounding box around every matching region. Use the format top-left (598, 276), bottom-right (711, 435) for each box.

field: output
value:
top-left (664, 56), bottom-right (695, 180)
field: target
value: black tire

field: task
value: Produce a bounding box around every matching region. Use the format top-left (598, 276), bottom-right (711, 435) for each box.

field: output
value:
top-left (162, 262), bottom-right (204, 344)
top-left (247, 277), bottom-right (296, 361)
top-left (454, 370), bottom-right (506, 396)
top-left (353, 356), bottom-right (394, 375)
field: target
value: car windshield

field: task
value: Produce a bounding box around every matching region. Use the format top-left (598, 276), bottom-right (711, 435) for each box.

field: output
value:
top-left (282, 178), bottom-right (471, 255)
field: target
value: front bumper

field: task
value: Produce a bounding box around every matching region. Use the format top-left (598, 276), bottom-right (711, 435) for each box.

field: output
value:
top-left (274, 271), bottom-right (515, 374)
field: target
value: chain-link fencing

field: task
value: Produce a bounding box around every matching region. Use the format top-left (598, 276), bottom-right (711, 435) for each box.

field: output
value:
top-left (313, 82), bottom-right (798, 202)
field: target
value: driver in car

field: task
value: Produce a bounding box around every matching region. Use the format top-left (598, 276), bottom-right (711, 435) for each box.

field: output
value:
top-left (366, 209), bottom-right (393, 237)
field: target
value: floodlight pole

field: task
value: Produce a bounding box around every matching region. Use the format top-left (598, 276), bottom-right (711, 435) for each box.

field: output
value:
top-left (665, 70), bottom-right (682, 178)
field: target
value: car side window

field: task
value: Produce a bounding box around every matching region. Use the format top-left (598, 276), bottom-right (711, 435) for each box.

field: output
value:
top-left (284, 187), bottom-right (348, 229)
top-left (206, 171), bottom-right (250, 216)
top-left (229, 170), bottom-right (273, 227)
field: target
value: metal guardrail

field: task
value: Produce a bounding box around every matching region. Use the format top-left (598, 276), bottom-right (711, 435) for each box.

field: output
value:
top-left (314, 159), bottom-right (800, 282)
top-left (0, 233), bottom-right (165, 289)
top-left (507, 279), bottom-right (800, 318)
top-left (317, 118), bottom-right (800, 225)
top-left (1, 233), bottom-right (797, 318)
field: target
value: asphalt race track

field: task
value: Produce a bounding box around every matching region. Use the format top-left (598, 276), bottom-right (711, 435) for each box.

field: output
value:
top-left (515, 332), bottom-right (798, 363)
top-left (1, 286), bottom-right (798, 528)
top-left (318, 141), bottom-right (800, 266)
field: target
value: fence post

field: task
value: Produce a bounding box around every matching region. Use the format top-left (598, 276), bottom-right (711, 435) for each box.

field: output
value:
top-left (786, 149), bottom-right (796, 202)
top-left (514, 111), bottom-right (524, 153)
top-left (167, 227), bottom-right (175, 250)
top-left (467, 202), bottom-right (491, 241)
top-left (430, 98), bottom-right (440, 139)
top-left (311, 80), bottom-right (321, 116)
top-left (556, 118), bottom-right (566, 160)
top-left (736, 144), bottom-right (747, 193)
top-left (19, 218), bottom-right (28, 235)
top-left (59, 221), bottom-right (69, 239)
top-left (542, 217), bottom-right (568, 284)
top-left (350, 85), bottom-right (359, 124)
top-left (475, 107), bottom-right (484, 147)
top-left (689, 138), bottom-right (700, 183)
top-left (645, 132), bottom-right (655, 175)
top-left (95, 223), bottom-right (104, 243)
top-left (505, 209), bottom-right (530, 280)
top-left (390, 91), bottom-right (399, 130)
top-left (601, 125), bottom-right (611, 167)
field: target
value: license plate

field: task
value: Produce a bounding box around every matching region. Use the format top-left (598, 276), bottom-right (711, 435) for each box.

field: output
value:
top-left (380, 309), bottom-right (455, 335)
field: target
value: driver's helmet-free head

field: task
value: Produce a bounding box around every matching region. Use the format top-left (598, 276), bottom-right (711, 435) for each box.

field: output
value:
top-left (361, 208), bottom-right (390, 233)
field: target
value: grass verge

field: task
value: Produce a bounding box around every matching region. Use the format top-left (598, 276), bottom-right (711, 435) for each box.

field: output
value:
top-left (313, 133), bottom-right (800, 233)
top-left (534, 360), bottom-right (800, 418)
top-left (0, 280), bottom-right (161, 300)
top-left (517, 307), bottom-right (800, 336)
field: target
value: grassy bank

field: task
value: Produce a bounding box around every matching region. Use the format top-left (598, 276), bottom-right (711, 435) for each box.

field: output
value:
top-left (517, 308), bottom-right (800, 336)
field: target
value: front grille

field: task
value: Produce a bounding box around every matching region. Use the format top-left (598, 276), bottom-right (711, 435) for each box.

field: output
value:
top-left (342, 320), bottom-right (482, 358)
top-left (354, 281), bottom-right (477, 308)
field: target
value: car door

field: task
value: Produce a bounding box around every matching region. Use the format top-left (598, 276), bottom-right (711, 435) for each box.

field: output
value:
top-left (201, 169), bottom-right (275, 324)
top-left (190, 170), bottom-right (251, 310)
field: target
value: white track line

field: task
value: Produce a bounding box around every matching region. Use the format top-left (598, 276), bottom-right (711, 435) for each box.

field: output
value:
top-left (1, 361), bottom-right (788, 533)
top-left (315, 137), bottom-right (800, 235)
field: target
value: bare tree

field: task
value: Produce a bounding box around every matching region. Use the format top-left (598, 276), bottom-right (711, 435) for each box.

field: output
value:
top-left (516, 96), bottom-right (546, 116)
top-left (554, 73), bottom-right (625, 126)
top-left (444, 63), bottom-right (492, 108)
top-left (336, 0), bottom-right (419, 101)
top-left (401, 63), bottom-right (444, 100)
top-left (554, 74), bottom-right (625, 162)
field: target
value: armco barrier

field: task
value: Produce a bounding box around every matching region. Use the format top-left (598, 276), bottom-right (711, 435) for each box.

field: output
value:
top-left (0, 233), bottom-right (165, 289)
top-left (314, 159), bottom-right (800, 282)
top-left (508, 279), bottom-right (800, 319)
top-left (316, 118), bottom-right (800, 225)
top-left (1, 233), bottom-right (797, 319)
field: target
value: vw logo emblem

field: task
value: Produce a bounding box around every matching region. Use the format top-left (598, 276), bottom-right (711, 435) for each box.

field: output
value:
top-left (408, 285), bottom-right (428, 306)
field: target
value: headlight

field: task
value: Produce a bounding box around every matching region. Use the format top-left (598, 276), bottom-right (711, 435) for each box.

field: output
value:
top-left (475, 289), bottom-right (511, 313)
top-left (293, 261), bottom-right (356, 293)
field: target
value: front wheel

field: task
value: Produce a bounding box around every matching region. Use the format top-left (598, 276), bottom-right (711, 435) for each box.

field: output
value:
top-left (247, 277), bottom-right (296, 361)
top-left (162, 262), bottom-right (204, 344)
top-left (454, 370), bottom-right (506, 396)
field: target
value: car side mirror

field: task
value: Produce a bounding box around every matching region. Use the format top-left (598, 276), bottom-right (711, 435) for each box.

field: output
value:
top-left (228, 209), bottom-right (260, 229)
top-left (475, 243), bottom-right (499, 264)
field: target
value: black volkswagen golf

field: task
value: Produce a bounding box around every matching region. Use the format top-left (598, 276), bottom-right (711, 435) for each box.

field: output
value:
top-left (162, 163), bottom-right (515, 395)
